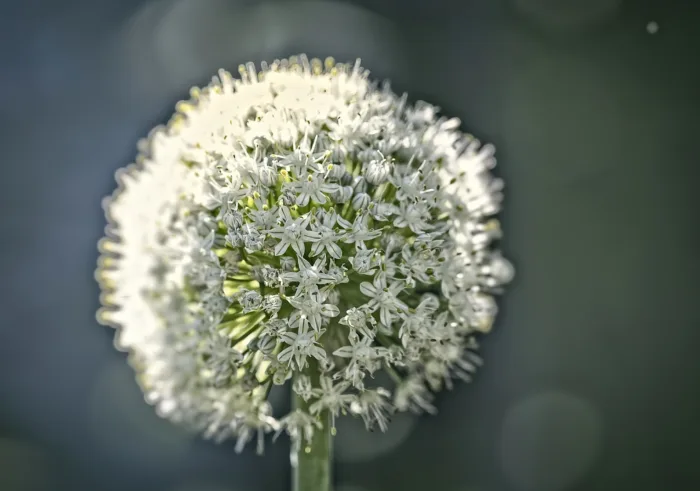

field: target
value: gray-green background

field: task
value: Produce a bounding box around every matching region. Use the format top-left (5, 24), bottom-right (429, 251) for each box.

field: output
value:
top-left (1, 0), bottom-right (699, 490)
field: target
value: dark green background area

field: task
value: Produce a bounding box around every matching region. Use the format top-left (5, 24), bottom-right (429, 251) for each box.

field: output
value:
top-left (1, 1), bottom-right (699, 490)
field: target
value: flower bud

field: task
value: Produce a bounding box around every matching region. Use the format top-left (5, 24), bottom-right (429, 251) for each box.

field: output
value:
top-left (261, 318), bottom-right (287, 337)
top-left (349, 248), bottom-right (375, 274)
top-left (352, 192), bottom-right (370, 210)
top-left (259, 165), bottom-right (277, 187)
top-left (330, 143), bottom-right (346, 162)
top-left (257, 334), bottom-right (277, 356)
top-left (352, 175), bottom-right (367, 194)
top-left (243, 231), bottom-right (264, 252)
top-left (262, 294), bottom-right (282, 315)
top-left (326, 163), bottom-right (345, 179)
top-left (357, 148), bottom-right (381, 163)
top-left (326, 289), bottom-right (340, 306)
top-left (255, 265), bottom-right (281, 287)
top-left (377, 138), bottom-right (401, 154)
top-left (365, 159), bottom-right (391, 185)
top-left (488, 255), bottom-right (515, 284)
top-left (225, 229), bottom-right (242, 247)
top-left (331, 185), bottom-right (353, 204)
top-left (222, 210), bottom-right (244, 229)
top-left (470, 292), bottom-right (497, 333)
top-left (278, 190), bottom-right (295, 206)
top-left (340, 172), bottom-right (353, 186)
top-left (382, 233), bottom-right (405, 256)
top-left (239, 290), bottom-right (263, 312)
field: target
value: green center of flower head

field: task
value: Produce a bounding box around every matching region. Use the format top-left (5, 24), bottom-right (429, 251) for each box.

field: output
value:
top-left (96, 55), bottom-right (513, 454)
top-left (207, 147), bottom-right (447, 375)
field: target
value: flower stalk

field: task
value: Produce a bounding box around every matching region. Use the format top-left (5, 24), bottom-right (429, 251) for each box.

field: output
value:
top-left (293, 359), bottom-right (333, 491)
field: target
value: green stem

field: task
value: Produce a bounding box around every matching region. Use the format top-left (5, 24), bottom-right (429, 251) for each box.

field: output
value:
top-left (292, 362), bottom-right (333, 491)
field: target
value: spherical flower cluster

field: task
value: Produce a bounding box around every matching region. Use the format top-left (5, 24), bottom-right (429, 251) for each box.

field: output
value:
top-left (96, 55), bottom-right (514, 455)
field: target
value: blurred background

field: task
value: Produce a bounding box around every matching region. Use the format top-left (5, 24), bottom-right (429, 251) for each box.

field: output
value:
top-left (1, 0), bottom-right (699, 490)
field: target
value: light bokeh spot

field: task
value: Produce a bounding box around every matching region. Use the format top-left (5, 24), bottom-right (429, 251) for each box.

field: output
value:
top-left (334, 411), bottom-right (417, 463)
top-left (116, 0), bottom-right (405, 111)
top-left (500, 391), bottom-right (602, 491)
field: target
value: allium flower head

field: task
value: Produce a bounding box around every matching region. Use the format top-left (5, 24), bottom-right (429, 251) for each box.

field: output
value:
top-left (96, 55), bottom-right (513, 454)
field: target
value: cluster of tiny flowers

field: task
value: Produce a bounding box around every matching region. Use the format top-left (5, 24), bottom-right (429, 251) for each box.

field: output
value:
top-left (96, 55), bottom-right (513, 456)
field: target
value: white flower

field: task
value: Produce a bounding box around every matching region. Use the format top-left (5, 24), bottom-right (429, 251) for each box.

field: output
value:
top-left (359, 272), bottom-right (409, 327)
top-left (350, 388), bottom-right (393, 432)
top-left (333, 335), bottom-right (389, 388)
top-left (339, 306), bottom-right (377, 340)
top-left (96, 54), bottom-right (513, 457)
top-left (348, 245), bottom-right (378, 275)
top-left (279, 256), bottom-right (296, 272)
top-left (282, 256), bottom-right (335, 296)
top-left (394, 375), bottom-right (437, 414)
top-left (368, 201), bottom-right (396, 221)
top-left (342, 213), bottom-right (382, 249)
top-left (275, 409), bottom-right (322, 466)
top-left (291, 174), bottom-right (340, 206)
top-left (287, 288), bottom-right (340, 333)
top-left (309, 376), bottom-right (354, 430)
top-left (278, 331), bottom-right (327, 370)
top-left (307, 210), bottom-right (346, 259)
top-left (267, 206), bottom-right (314, 257)
top-left (333, 335), bottom-right (389, 363)
top-left (248, 201), bottom-right (279, 230)
top-left (394, 200), bottom-right (434, 234)
top-left (292, 374), bottom-right (314, 401)
top-left (201, 330), bottom-right (244, 387)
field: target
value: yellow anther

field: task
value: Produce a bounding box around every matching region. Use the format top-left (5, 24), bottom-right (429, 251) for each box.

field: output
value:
top-left (176, 101), bottom-right (194, 113)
